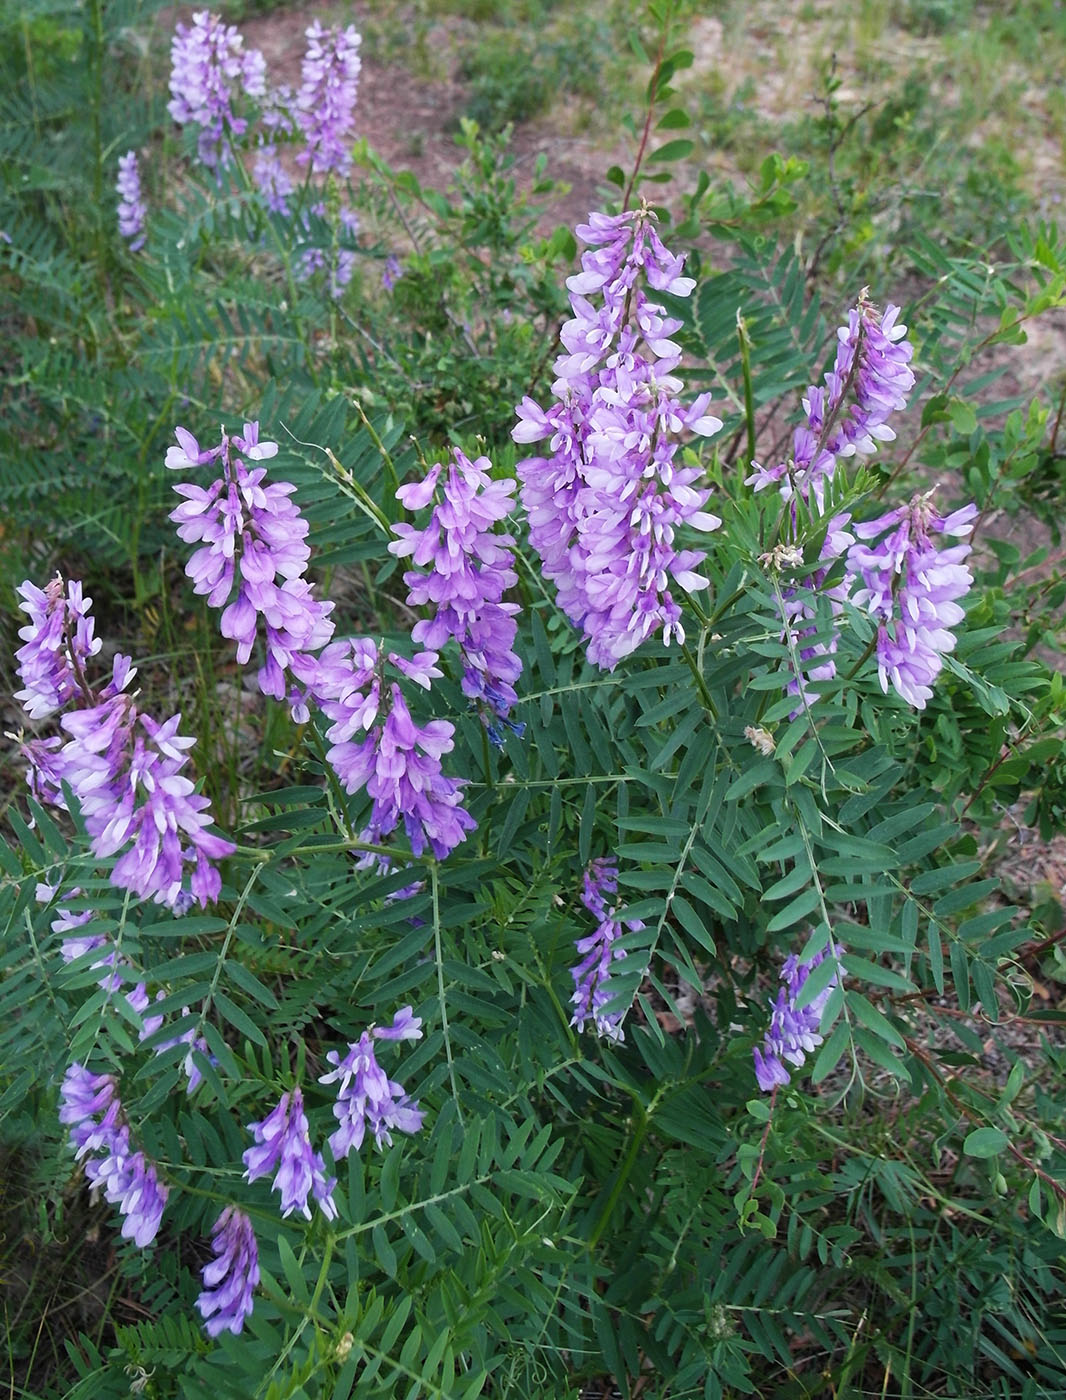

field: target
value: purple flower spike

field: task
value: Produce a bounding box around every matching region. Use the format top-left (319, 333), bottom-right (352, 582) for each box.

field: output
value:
top-left (243, 1085), bottom-right (337, 1221)
top-left (847, 491), bottom-right (977, 709)
top-left (15, 575), bottom-right (101, 719)
top-left (295, 21), bottom-right (362, 176)
top-left (168, 10), bottom-right (267, 168)
top-left (513, 205), bottom-right (722, 670)
top-left (570, 858), bottom-right (644, 1043)
top-left (197, 1206), bottom-right (260, 1337)
top-left (389, 448), bottom-right (524, 745)
top-left (115, 151), bottom-right (147, 252)
top-left (59, 1063), bottom-right (168, 1247)
top-left (749, 293), bottom-right (916, 503)
top-left (754, 941), bottom-right (842, 1091)
top-left (319, 1017), bottom-right (424, 1160)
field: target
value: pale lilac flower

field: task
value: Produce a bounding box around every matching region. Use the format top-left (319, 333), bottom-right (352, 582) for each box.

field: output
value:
top-left (570, 858), bottom-right (643, 1043)
top-left (197, 1206), bottom-right (259, 1337)
top-left (847, 492), bottom-right (977, 709)
top-left (252, 144), bottom-right (294, 215)
top-left (168, 421), bottom-right (335, 717)
top-left (513, 206), bottom-right (722, 670)
top-left (382, 254), bottom-right (402, 291)
top-left (390, 448), bottom-right (524, 746)
top-left (295, 21), bottom-right (362, 176)
top-left (319, 1010), bottom-right (424, 1159)
top-left (754, 942), bottom-right (841, 1091)
top-left (168, 10), bottom-right (267, 167)
top-left (14, 575), bottom-right (101, 719)
top-left (243, 1085), bottom-right (337, 1221)
top-left (16, 580), bottom-right (233, 910)
top-left (749, 293), bottom-right (916, 502)
top-left (59, 1063), bottom-right (168, 1247)
top-left (115, 151), bottom-right (147, 252)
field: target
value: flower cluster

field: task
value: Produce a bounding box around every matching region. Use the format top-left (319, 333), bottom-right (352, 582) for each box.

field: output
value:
top-left (59, 1064), bottom-right (168, 1247)
top-left (319, 1007), bottom-right (424, 1159)
top-left (295, 21), bottom-right (362, 177)
top-left (754, 942), bottom-right (841, 1091)
top-left (15, 578), bottom-right (234, 909)
top-left (197, 1206), bottom-right (260, 1337)
top-left (390, 448), bottom-right (524, 746)
top-left (749, 294), bottom-right (916, 503)
top-left (243, 1085), bottom-right (337, 1221)
top-left (167, 422), bottom-right (335, 718)
top-left (168, 424), bottom-right (476, 864)
top-left (848, 492), bottom-right (977, 709)
top-left (115, 151), bottom-right (147, 252)
top-left (570, 858), bottom-right (643, 1043)
top-left (513, 205), bottom-right (722, 670)
top-left (168, 9), bottom-right (267, 167)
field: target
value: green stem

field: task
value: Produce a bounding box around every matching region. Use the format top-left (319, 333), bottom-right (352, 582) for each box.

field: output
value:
top-left (737, 310), bottom-right (756, 471)
top-left (679, 640), bottom-right (718, 718)
top-left (587, 1096), bottom-right (654, 1251)
top-left (431, 863), bottom-right (463, 1124)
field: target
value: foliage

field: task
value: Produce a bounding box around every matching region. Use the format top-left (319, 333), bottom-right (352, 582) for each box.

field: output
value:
top-left (4, 2), bottom-right (1066, 1399)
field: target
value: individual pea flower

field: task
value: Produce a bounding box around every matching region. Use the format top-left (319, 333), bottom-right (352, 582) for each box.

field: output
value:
top-left (753, 940), bottom-right (842, 1091)
top-left (295, 21), bottom-right (362, 176)
top-left (749, 292), bottom-right (916, 503)
top-left (196, 1206), bottom-right (260, 1337)
top-left (513, 204), bottom-right (722, 671)
top-left (570, 858), bottom-right (644, 1043)
top-left (242, 1085), bottom-right (337, 1221)
top-left (115, 151), bottom-right (147, 252)
top-left (389, 448), bottom-right (524, 747)
top-left (846, 491), bottom-right (977, 709)
top-left (168, 10), bottom-right (267, 167)
top-left (167, 421), bottom-right (335, 718)
top-left (59, 1063), bottom-right (168, 1248)
top-left (319, 1007), bottom-right (424, 1160)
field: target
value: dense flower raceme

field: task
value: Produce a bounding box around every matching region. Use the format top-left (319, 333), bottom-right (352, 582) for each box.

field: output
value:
top-left (15, 579), bottom-right (234, 909)
top-left (319, 1007), bottom-right (425, 1160)
top-left (295, 21), bottom-right (362, 176)
top-left (197, 1206), bottom-right (260, 1337)
top-left (754, 942), bottom-right (842, 1092)
top-left (389, 448), bottom-right (524, 746)
top-left (749, 293), bottom-right (917, 503)
top-left (59, 1064), bottom-right (168, 1248)
top-left (167, 422), bottom-right (336, 719)
top-left (115, 151), bottom-right (147, 252)
top-left (243, 1085), bottom-right (337, 1221)
top-left (168, 424), bottom-right (476, 862)
top-left (571, 858), bottom-right (644, 1043)
top-left (168, 10), bottom-right (267, 167)
top-left (513, 206), bottom-right (723, 670)
top-left (848, 492), bottom-right (978, 709)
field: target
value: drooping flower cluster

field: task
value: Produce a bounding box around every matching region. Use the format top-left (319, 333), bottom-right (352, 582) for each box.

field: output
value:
top-left (770, 515), bottom-right (856, 712)
top-left (848, 492), bottom-right (977, 709)
top-left (513, 205), bottom-right (723, 670)
top-left (167, 422), bottom-right (335, 718)
top-left (15, 578), bottom-right (234, 909)
top-left (167, 424), bottom-right (476, 864)
top-left (754, 942), bottom-right (841, 1091)
top-left (294, 21), bottom-right (362, 177)
top-left (167, 10), bottom-right (267, 167)
top-left (570, 858), bottom-right (644, 1043)
top-left (749, 294), bottom-right (917, 503)
top-left (319, 1007), bottom-right (424, 1159)
top-left (59, 1064), bottom-right (168, 1247)
top-left (243, 1085), bottom-right (337, 1221)
top-left (197, 1206), bottom-right (260, 1337)
top-left (389, 448), bottom-right (524, 746)
top-left (115, 151), bottom-right (147, 252)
